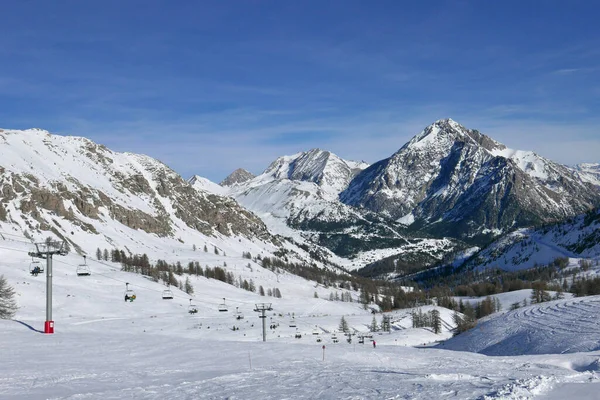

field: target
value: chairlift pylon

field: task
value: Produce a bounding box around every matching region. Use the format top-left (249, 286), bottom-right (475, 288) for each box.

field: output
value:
top-left (124, 282), bottom-right (136, 302)
top-left (76, 255), bottom-right (91, 276)
top-left (218, 297), bottom-right (228, 312)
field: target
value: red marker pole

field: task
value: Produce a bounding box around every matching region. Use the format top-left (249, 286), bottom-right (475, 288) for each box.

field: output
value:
top-left (322, 345), bottom-right (326, 361)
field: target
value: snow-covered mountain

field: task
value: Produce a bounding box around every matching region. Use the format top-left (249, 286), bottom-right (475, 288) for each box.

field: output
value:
top-left (260, 149), bottom-right (368, 199)
top-left (225, 149), bottom-right (463, 271)
top-left (462, 207), bottom-right (600, 271)
top-left (341, 119), bottom-right (600, 242)
top-left (0, 128), bottom-right (297, 264)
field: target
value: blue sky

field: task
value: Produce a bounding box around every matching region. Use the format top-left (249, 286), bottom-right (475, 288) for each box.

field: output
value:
top-left (1, 1), bottom-right (599, 182)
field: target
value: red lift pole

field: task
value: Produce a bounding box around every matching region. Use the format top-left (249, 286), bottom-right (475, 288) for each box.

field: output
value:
top-left (29, 240), bottom-right (68, 334)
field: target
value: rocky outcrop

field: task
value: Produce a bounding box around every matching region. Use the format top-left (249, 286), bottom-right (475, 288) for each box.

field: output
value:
top-left (220, 168), bottom-right (256, 187)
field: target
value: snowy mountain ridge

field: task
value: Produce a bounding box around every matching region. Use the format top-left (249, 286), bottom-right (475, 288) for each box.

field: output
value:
top-left (341, 119), bottom-right (600, 242)
top-left (0, 127), bottom-right (320, 270)
top-left (214, 118), bottom-right (599, 276)
top-left (259, 148), bottom-right (368, 200)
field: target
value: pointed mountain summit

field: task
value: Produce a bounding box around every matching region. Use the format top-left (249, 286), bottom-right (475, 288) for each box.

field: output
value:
top-left (262, 148), bottom-right (368, 197)
top-left (220, 168), bottom-right (255, 187)
top-left (341, 119), bottom-right (600, 242)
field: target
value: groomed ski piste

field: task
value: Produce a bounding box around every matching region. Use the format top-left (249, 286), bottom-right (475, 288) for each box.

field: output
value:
top-left (2, 241), bottom-right (600, 399)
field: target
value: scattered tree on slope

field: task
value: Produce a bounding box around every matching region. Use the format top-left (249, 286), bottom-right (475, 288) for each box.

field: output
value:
top-left (0, 275), bottom-right (18, 319)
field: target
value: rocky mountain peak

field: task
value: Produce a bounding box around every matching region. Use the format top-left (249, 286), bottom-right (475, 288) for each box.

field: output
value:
top-left (402, 118), bottom-right (505, 156)
top-left (341, 119), bottom-right (600, 242)
top-left (220, 168), bottom-right (256, 187)
top-left (260, 148), bottom-right (368, 195)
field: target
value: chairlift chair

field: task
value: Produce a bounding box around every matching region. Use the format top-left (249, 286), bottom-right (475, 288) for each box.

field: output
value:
top-left (234, 307), bottom-right (244, 320)
top-left (218, 297), bottom-right (228, 312)
top-left (124, 282), bottom-right (136, 302)
top-left (289, 318), bottom-right (297, 328)
top-left (162, 285), bottom-right (174, 300)
top-left (29, 258), bottom-right (44, 276)
top-left (312, 326), bottom-right (320, 335)
top-left (76, 255), bottom-right (91, 276)
top-left (188, 299), bottom-right (198, 314)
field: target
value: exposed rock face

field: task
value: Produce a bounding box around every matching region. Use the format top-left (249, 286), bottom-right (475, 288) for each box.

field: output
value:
top-left (0, 128), bottom-right (275, 250)
top-left (340, 119), bottom-right (600, 242)
top-left (220, 168), bottom-right (255, 187)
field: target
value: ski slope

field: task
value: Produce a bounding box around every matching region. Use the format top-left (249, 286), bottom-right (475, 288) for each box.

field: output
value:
top-left (442, 295), bottom-right (600, 357)
top-left (2, 242), bottom-right (600, 398)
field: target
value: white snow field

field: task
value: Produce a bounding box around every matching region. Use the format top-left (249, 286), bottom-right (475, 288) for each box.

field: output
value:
top-left (442, 295), bottom-right (600, 356)
top-left (2, 245), bottom-right (600, 399)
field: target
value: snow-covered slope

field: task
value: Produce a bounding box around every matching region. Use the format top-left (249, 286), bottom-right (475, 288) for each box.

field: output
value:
top-left (3, 240), bottom-right (600, 398)
top-left (442, 295), bottom-right (600, 356)
top-left (466, 208), bottom-right (600, 271)
top-left (188, 174), bottom-right (229, 196)
top-left (576, 163), bottom-right (600, 187)
top-left (341, 119), bottom-right (600, 242)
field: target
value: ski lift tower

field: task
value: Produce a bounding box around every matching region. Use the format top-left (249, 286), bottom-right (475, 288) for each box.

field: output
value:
top-left (254, 303), bottom-right (272, 342)
top-left (28, 240), bottom-right (68, 334)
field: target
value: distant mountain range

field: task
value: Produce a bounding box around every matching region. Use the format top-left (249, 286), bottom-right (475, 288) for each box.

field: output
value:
top-left (216, 119), bottom-right (600, 277)
top-left (1, 119), bottom-right (599, 282)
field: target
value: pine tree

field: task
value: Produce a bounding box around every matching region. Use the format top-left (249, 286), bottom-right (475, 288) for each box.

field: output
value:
top-left (339, 316), bottom-right (349, 333)
top-left (103, 249), bottom-right (109, 261)
top-left (184, 277), bottom-right (194, 295)
top-left (431, 309), bottom-right (441, 334)
top-left (0, 275), bottom-right (18, 319)
top-left (96, 247), bottom-right (102, 260)
top-left (259, 286), bottom-right (265, 296)
top-left (381, 315), bottom-right (391, 333)
top-left (203, 244), bottom-right (208, 252)
top-left (370, 315), bottom-right (378, 332)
